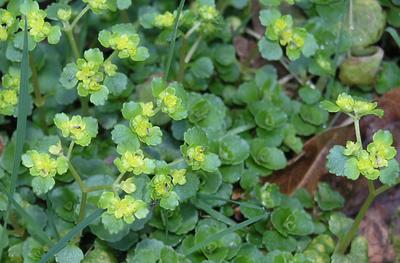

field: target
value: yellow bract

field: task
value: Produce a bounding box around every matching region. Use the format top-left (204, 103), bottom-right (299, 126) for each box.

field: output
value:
top-left (57, 8), bottom-right (72, 21)
top-left (171, 169), bottom-right (187, 185)
top-left (188, 146), bottom-right (206, 163)
top-left (154, 12), bottom-right (175, 28)
top-left (27, 10), bottom-right (51, 41)
top-left (0, 27), bottom-right (7, 41)
top-left (140, 102), bottom-right (155, 117)
top-left (131, 115), bottom-right (152, 138)
top-left (199, 5), bottom-right (219, 21)
top-left (85, 0), bottom-right (108, 11)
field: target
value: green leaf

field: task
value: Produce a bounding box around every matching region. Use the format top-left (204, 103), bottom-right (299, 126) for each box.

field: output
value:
top-left (90, 86), bottom-right (109, 106)
top-left (271, 208), bottom-right (314, 237)
top-left (55, 245), bottom-right (84, 263)
top-left (32, 177), bottom-right (55, 195)
top-left (117, 0), bottom-right (132, 10)
top-left (104, 73), bottom-right (128, 96)
top-left (160, 191), bottom-right (180, 210)
top-left (328, 212), bottom-right (353, 239)
top-left (315, 182), bottom-right (345, 211)
top-left (259, 9), bottom-right (281, 26)
top-left (302, 33), bottom-right (318, 57)
top-left (380, 159), bottom-right (400, 185)
top-left (131, 47), bottom-right (149, 61)
top-left (344, 158), bottom-right (360, 180)
top-left (191, 57), bottom-right (214, 79)
top-left (111, 124), bottom-right (140, 154)
top-left (327, 145), bottom-right (348, 177)
top-left (258, 38), bottom-right (283, 61)
top-left (299, 86), bottom-right (321, 104)
top-left (299, 104), bottom-right (329, 126)
top-left (202, 153), bottom-right (221, 172)
top-left (250, 141), bottom-right (287, 170)
top-left (263, 230), bottom-right (297, 252)
top-left (48, 26), bottom-right (61, 44)
top-left (219, 135), bottom-right (250, 165)
top-left (184, 214), bottom-right (268, 256)
top-left (184, 127), bottom-right (207, 146)
top-left (320, 100), bottom-right (340, 112)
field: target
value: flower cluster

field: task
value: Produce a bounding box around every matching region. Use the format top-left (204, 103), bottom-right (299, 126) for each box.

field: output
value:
top-left (152, 78), bottom-right (188, 120)
top-left (22, 149), bottom-right (68, 195)
top-left (54, 113), bottom-right (98, 147)
top-left (181, 127), bottom-right (221, 172)
top-left (149, 165), bottom-right (187, 210)
top-left (321, 93), bottom-right (384, 118)
top-left (98, 192), bottom-right (149, 224)
top-left (0, 9), bottom-right (17, 42)
top-left (0, 67), bottom-right (20, 116)
top-left (75, 48), bottom-right (111, 104)
top-left (122, 101), bottom-right (163, 146)
top-left (196, 3), bottom-right (222, 35)
top-left (266, 14), bottom-right (307, 60)
top-left (154, 11), bottom-right (175, 28)
top-left (57, 7), bottom-right (72, 22)
top-left (114, 149), bottom-right (155, 175)
top-left (99, 24), bottom-right (149, 62)
top-left (343, 130), bottom-right (397, 180)
top-left (21, 1), bottom-right (61, 44)
top-left (83, 0), bottom-right (116, 13)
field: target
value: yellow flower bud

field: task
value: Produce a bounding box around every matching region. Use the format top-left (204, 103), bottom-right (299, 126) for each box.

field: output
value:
top-left (57, 8), bottom-right (72, 21)
top-left (140, 102), bottom-right (155, 117)
top-left (154, 12), bottom-right (175, 28)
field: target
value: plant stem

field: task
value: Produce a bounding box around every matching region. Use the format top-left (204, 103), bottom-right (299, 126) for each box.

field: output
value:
top-left (354, 118), bottom-right (362, 144)
top-left (65, 29), bottom-right (80, 60)
top-left (70, 5), bottom-right (90, 30)
top-left (177, 38), bottom-right (189, 82)
top-left (184, 36), bottom-right (202, 64)
top-left (67, 141), bottom-right (75, 160)
top-left (77, 191), bottom-right (88, 223)
top-left (335, 188), bottom-right (376, 254)
top-left (68, 161), bottom-right (86, 192)
top-left (29, 54), bottom-right (45, 107)
top-left (164, 0), bottom-right (186, 81)
top-left (85, 185), bottom-right (114, 193)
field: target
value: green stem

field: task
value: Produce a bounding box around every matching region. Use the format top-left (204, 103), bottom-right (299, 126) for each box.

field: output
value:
top-left (168, 158), bottom-right (184, 166)
top-left (65, 29), bottom-right (80, 60)
top-left (68, 161), bottom-right (86, 192)
top-left (70, 5), bottom-right (90, 30)
top-left (177, 37), bottom-right (189, 82)
top-left (29, 54), bottom-right (45, 107)
top-left (335, 188), bottom-right (376, 254)
top-left (354, 118), bottom-right (362, 144)
top-left (164, 0), bottom-right (186, 80)
top-left (85, 185), bottom-right (114, 193)
top-left (184, 36), bottom-right (201, 64)
top-left (80, 96), bottom-right (89, 116)
top-left (77, 191), bottom-right (88, 223)
top-left (67, 141), bottom-right (75, 160)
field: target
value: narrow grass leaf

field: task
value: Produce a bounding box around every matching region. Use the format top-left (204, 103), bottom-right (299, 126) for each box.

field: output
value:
top-left (198, 193), bottom-right (264, 210)
top-left (39, 209), bottom-right (104, 263)
top-left (164, 0), bottom-right (185, 80)
top-left (184, 213), bottom-right (268, 256)
top-left (194, 200), bottom-right (236, 226)
top-left (1, 18), bottom-right (31, 260)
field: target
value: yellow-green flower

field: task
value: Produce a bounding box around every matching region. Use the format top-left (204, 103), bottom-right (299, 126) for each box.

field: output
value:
top-left (171, 169), bottom-right (186, 185)
top-left (54, 113), bottom-right (98, 147)
top-left (22, 151), bottom-right (58, 178)
top-left (57, 8), bottom-right (72, 21)
top-left (98, 192), bottom-right (149, 224)
top-left (335, 93), bottom-right (354, 113)
top-left (103, 60), bottom-right (117, 76)
top-left (83, 0), bottom-right (116, 13)
top-left (151, 174), bottom-right (173, 199)
top-left (120, 178), bottom-right (136, 194)
top-left (0, 89), bottom-right (18, 115)
top-left (0, 26), bottom-right (7, 41)
top-left (154, 12), bottom-right (175, 28)
top-left (199, 5), bottom-right (219, 21)
top-left (356, 151), bottom-right (380, 180)
top-left (140, 102), bottom-right (155, 117)
top-left (343, 141), bottom-right (361, 156)
top-left (130, 115), bottom-right (152, 138)
top-left (114, 150), bottom-right (154, 175)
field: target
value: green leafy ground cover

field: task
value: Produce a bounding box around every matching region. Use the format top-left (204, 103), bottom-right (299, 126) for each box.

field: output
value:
top-left (0, 0), bottom-right (400, 262)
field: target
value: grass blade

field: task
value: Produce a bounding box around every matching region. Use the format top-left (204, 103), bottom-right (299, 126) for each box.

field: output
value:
top-left (198, 193), bottom-right (264, 210)
top-left (0, 183), bottom-right (51, 245)
top-left (39, 209), bottom-right (104, 263)
top-left (0, 17), bottom-right (30, 260)
top-left (164, 0), bottom-right (185, 80)
top-left (386, 27), bottom-right (400, 48)
top-left (184, 213), bottom-right (268, 256)
top-left (194, 200), bottom-right (236, 226)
